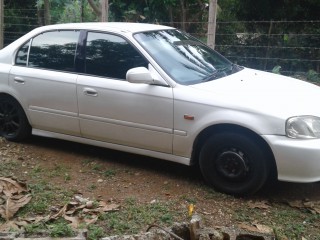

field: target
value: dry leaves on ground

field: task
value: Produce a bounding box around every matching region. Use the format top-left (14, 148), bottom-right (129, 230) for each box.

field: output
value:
top-left (0, 177), bottom-right (31, 221)
top-left (0, 177), bottom-right (120, 232)
top-left (48, 196), bottom-right (120, 228)
top-left (238, 223), bottom-right (273, 234)
top-left (287, 200), bottom-right (320, 214)
top-left (247, 200), bottom-right (270, 210)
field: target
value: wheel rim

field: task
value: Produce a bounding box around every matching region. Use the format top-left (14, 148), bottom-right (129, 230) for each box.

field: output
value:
top-left (215, 148), bottom-right (249, 181)
top-left (0, 101), bottom-right (21, 137)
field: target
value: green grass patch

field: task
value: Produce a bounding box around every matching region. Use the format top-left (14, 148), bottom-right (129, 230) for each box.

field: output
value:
top-left (98, 197), bottom-right (179, 236)
top-left (49, 219), bottom-right (75, 238)
top-left (103, 169), bottom-right (117, 178)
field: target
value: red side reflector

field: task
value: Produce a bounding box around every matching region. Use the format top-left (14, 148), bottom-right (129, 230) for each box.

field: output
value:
top-left (184, 115), bottom-right (194, 120)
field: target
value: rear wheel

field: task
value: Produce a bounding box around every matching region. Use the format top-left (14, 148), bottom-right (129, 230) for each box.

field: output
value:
top-left (0, 96), bottom-right (31, 142)
top-left (199, 132), bottom-right (270, 195)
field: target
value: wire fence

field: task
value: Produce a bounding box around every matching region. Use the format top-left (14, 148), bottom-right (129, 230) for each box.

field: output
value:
top-left (2, 8), bottom-right (320, 80)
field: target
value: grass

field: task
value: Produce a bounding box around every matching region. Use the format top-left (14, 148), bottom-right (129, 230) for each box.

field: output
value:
top-left (233, 202), bottom-right (320, 239)
top-left (2, 139), bottom-right (320, 239)
top-left (103, 169), bottom-right (117, 178)
top-left (87, 225), bottom-right (105, 240)
top-left (19, 196), bottom-right (182, 238)
top-left (0, 159), bottom-right (19, 176)
top-left (49, 219), bottom-right (75, 238)
top-left (24, 219), bottom-right (75, 238)
top-left (97, 197), bottom-right (180, 236)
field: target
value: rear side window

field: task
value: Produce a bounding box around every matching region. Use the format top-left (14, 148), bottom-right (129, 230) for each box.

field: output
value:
top-left (15, 40), bottom-right (30, 66)
top-left (85, 32), bottom-right (148, 79)
top-left (28, 30), bottom-right (80, 72)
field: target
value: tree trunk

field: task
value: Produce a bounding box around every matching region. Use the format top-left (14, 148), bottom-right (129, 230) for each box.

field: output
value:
top-left (207, 0), bottom-right (217, 49)
top-left (100, 0), bottom-right (108, 22)
top-left (168, 6), bottom-right (173, 27)
top-left (179, 0), bottom-right (186, 31)
top-left (88, 0), bottom-right (101, 16)
top-left (0, 0), bottom-right (4, 49)
top-left (44, 0), bottom-right (51, 25)
top-left (80, 0), bottom-right (84, 22)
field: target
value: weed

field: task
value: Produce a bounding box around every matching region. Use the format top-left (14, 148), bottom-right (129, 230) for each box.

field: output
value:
top-left (87, 225), bottom-right (105, 240)
top-left (81, 159), bottom-right (94, 166)
top-left (0, 160), bottom-right (19, 176)
top-left (49, 220), bottom-right (74, 237)
top-left (99, 198), bottom-right (178, 235)
top-left (31, 165), bottom-right (43, 175)
top-left (103, 169), bottom-right (116, 178)
top-left (272, 209), bottom-right (306, 239)
top-left (64, 173), bottom-right (71, 181)
top-left (91, 163), bottom-right (102, 172)
top-left (24, 222), bottom-right (47, 237)
top-left (180, 195), bottom-right (197, 204)
top-left (89, 184), bottom-right (97, 190)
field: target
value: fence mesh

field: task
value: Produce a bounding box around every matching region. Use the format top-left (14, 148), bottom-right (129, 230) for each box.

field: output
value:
top-left (3, 8), bottom-right (320, 80)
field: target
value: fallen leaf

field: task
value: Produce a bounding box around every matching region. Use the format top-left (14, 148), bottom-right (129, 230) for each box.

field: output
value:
top-left (287, 200), bottom-right (320, 214)
top-left (84, 215), bottom-right (98, 225)
top-left (248, 200), bottom-right (270, 209)
top-left (0, 220), bottom-right (21, 231)
top-left (287, 200), bottom-right (304, 208)
top-left (0, 178), bottom-right (31, 220)
top-left (254, 224), bottom-right (273, 234)
top-left (238, 223), bottom-right (259, 232)
top-left (64, 215), bottom-right (80, 229)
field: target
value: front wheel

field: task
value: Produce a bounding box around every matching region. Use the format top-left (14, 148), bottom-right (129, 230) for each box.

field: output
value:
top-left (199, 132), bottom-right (270, 196)
top-left (0, 96), bottom-right (31, 142)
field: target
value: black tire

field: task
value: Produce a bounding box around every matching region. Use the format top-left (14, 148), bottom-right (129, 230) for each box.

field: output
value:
top-left (0, 96), bottom-right (31, 142)
top-left (199, 132), bottom-right (270, 196)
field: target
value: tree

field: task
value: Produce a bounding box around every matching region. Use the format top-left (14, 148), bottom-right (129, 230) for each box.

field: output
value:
top-left (87, 0), bottom-right (108, 21)
top-left (207, 0), bottom-right (217, 49)
top-left (0, 0), bottom-right (3, 49)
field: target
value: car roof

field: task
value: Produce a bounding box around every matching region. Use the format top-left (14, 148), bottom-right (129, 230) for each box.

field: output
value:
top-left (35, 22), bottom-right (174, 34)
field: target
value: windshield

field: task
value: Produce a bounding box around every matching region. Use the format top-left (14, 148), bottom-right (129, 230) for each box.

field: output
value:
top-left (134, 29), bottom-right (242, 85)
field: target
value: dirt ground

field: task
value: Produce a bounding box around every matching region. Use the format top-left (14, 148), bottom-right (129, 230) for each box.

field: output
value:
top-left (1, 135), bottom-right (320, 239)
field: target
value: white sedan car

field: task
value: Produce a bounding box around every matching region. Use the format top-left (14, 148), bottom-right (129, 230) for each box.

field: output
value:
top-left (0, 23), bottom-right (320, 195)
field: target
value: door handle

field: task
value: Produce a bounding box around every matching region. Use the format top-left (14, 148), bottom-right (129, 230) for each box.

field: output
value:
top-left (14, 77), bottom-right (25, 84)
top-left (83, 87), bottom-right (98, 97)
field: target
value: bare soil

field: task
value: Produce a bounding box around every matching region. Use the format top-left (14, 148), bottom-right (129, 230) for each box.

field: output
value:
top-left (1, 136), bottom-right (320, 239)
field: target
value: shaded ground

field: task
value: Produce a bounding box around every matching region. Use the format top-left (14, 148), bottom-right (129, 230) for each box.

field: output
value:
top-left (1, 136), bottom-right (320, 239)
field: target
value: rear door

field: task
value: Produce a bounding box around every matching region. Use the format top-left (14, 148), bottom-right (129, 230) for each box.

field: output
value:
top-left (10, 30), bottom-right (80, 136)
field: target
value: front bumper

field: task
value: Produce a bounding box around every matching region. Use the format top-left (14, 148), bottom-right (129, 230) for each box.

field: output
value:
top-left (263, 135), bottom-right (320, 183)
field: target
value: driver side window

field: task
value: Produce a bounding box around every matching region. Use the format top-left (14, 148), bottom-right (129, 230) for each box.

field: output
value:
top-left (85, 32), bottom-right (148, 79)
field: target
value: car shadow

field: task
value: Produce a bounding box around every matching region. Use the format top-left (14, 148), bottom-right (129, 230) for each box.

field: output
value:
top-left (22, 135), bottom-right (320, 201)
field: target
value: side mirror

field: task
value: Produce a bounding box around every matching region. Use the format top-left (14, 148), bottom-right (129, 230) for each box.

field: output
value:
top-left (126, 67), bottom-right (167, 86)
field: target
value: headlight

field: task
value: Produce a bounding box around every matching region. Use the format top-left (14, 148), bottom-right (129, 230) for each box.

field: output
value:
top-left (286, 116), bottom-right (320, 139)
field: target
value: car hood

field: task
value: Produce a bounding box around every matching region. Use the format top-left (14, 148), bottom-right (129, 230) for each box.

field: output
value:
top-left (190, 68), bottom-right (320, 119)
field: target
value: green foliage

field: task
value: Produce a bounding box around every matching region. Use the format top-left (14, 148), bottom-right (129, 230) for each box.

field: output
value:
top-left (3, 0), bottom-right (319, 78)
top-left (49, 219), bottom-right (75, 238)
top-left (307, 69), bottom-right (320, 82)
top-left (272, 65), bottom-right (282, 74)
top-left (24, 222), bottom-right (47, 236)
top-left (87, 225), bottom-right (105, 240)
top-left (99, 198), bottom-right (177, 235)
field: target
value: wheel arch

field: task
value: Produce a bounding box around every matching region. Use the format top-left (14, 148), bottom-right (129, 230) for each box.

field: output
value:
top-left (0, 92), bottom-right (25, 109)
top-left (0, 92), bottom-right (31, 123)
top-left (191, 123), bottom-right (278, 179)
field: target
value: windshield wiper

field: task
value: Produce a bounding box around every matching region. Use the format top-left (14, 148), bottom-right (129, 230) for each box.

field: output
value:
top-left (201, 66), bottom-right (229, 82)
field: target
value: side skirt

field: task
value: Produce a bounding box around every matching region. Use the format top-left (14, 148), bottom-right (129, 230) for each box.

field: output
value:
top-left (32, 129), bottom-right (191, 166)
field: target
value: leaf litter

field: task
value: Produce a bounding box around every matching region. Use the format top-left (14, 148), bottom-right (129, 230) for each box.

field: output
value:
top-left (0, 177), bottom-right (119, 232)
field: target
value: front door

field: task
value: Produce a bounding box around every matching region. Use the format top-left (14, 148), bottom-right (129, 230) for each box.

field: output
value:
top-left (77, 31), bottom-right (173, 153)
